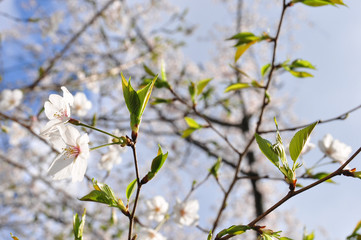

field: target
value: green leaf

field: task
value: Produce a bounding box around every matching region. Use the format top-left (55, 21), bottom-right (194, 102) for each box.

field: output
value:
top-left (182, 128), bottom-right (198, 138)
top-left (290, 59), bottom-right (316, 70)
top-left (261, 63), bottom-right (271, 77)
top-left (293, 0), bottom-right (335, 6)
top-left (151, 98), bottom-right (173, 105)
top-left (216, 225), bottom-right (251, 238)
top-left (188, 82), bottom-right (196, 103)
top-left (289, 121), bottom-right (318, 162)
top-left (197, 78), bottom-right (212, 96)
top-left (288, 70), bottom-right (313, 78)
top-left (121, 73), bottom-right (141, 115)
top-left (303, 230), bottom-right (315, 240)
top-left (234, 41), bottom-right (257, 62)
top-left (209, 157), bottom-right (222, 179)
top-left (150, 145), bottom-right (168, 174)
top-left (224, 83), bottom-right (250, 92)
top-left (73, 209), bottom-right (86, 240)
top-left (185, 117), bottom-right (202, 129)
top-left (228, 32), bottom-right (259, 45)
top-left (160, 60), bottom-right (167, 81)
top-left (207, 230), bottom-right (212, 240)
top-left (311, 172), bottom-right (335, 183)
top-left (126, 179), bottom-right (137, 201)
top-left (143, 64), bottom-right (156, 77)
top-left (79, 190), bottom-right (114, 206)
top-left (255, 133), bottom-right (280, 168)
top-left (137, 75), bottom-right (158, 116)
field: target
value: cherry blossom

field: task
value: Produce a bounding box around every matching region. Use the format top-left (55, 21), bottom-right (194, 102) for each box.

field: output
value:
top-left (318, 134), bottom-right (352, 164)
top-left (137, 228), bottom-right (166, 240)
top-left (98, 147), bottom-right (122, 171)
top-left (40, 86), bottom-right (74, 137)
top-left (0, 89), bottom-right (23, 111)
top-left (173, 199), bottom-right (199, 226)
top-left (9, 122), bottom-right (28, 146)
top-left (73, 92), bottom-right (92, 117)
top-left (47, 125), bottom-right (89, 182)
top-left (145, 196), bottom-right (169, 222)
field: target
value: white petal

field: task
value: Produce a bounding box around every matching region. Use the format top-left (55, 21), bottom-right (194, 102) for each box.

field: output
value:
top-left (48, 152), bottom-right (74, 179)
top-left (61, 86), bottom-right (74, 106)
top-left (71, 155), bottom-right (88, 182)
top-left (59, 125), bottom-right (80, 146)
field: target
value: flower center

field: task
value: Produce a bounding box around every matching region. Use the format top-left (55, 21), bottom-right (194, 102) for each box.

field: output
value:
top-left (180, 208), bottom-right (187, 217)
top-left (53, 108), bottom-right (69, 121)
top-left (64, 145), bottom-right (80, 159)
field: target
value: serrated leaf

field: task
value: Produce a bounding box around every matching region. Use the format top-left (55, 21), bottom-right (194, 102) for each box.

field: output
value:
top-left (225, 83), bottom-right (250, 92)
top-left (185, 117), bottom-right (201, 128)
top-left (79, 190), bottom-right (113, 206)
top-left (255, 134), bottom-right (279, 168)
top-left (234, 41), bottom-right (256, 62)
top-left (126, 179), bottom-right (137, 201)
top-left (197, 78), bottom-right (212, 96)
top-left (261, 63), bottom-right (271, 77)
top-left (289, 121), bottom-right (318, 162)
top-left (289, 70), bottom-right (313, 78)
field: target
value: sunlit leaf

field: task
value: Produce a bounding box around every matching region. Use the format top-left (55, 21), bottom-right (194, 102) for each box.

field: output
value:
top-left (197, 78), bottom-right (212, 96)
top-left (255, 134), bottom-right (279, 168)
top-left (224, 83), bottom-right (250, 92)
top-left (126, 179), bottom-right (137, 201)
top-left (234, 41), bottom-right (257, 62)
top-left (289, 121), bottom-right (318, 161)
top-left (290, 59), bottom-right (316, 70)
top-left (184, 117), bottom-right (202, 128)
top-left (288, 70), bottom-right (313, 78)
top-left (216, 225), bottom-right (251, 238)
top-left (261, 63), bottom-right (271, 77)
top-left (209, 157), bottom-right (222, 179)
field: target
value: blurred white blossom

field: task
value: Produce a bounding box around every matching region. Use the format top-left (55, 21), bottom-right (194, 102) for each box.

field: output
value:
top-left (145, 196), bottom-right (169, 222)
top-left (40, 86), bottom-right (74, 137)
top-left (173, 199), bottom-right (199, 226)
top-left (48, 125), bottom-right (89, 182)
top-left (99, 147), bottom-right (122, 171)
top-left (0, 89), bottom-right (23, 111)
top-left (138, 228), bottom-right (166, 240)
top-left (9, 122), bottom-right (28, 146)
top-left (73, 92), bottom-right (92, 117)
top-left (318, 134), bottom-right (352, 164)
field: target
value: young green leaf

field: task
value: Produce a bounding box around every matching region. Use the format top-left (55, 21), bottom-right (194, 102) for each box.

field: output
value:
top-left (255, 133), bottom-right (280, 168)
top-left (261, 63), bottom-right (271, 77)
top-left (182, 128), bottom-right (198, 138)
top-left (150, 145), bottom-right (168, 174)
top-left (143, 64), bottom-right (156, 77)
top-left (160, 60), bottom-right (167, 82)
top-left (151, 98), bottom-right (173, 105)
top-left (289, 121), bottom-right (318, 162)
top-left (196, 78), bottom-right (212, 96)
top-left (73, 209), bottom-right (86, 240)
top-left (126, 179), bottom-right (137, 201)
top-left (293, 0), bottom-right (335, 6)
top-left (234, 41), bottom-right (257, 62)
top-left (288, 70), bottom-right (314, 78)
top-left (185, 117), bottom-right (202, 129)
top-left (207, 231), bottom-right (212, 240)
top-left (209, 157), bottom-right (222, 179)
top-left (79, 190), bottom-right (114, 206)
top-left (188, 81), bottom-right (196, 103)
top-left (290, 59), bottom-right (316, 70)
top-left (121, 73), bottom-right (140, 116)
top-left (216, 225), bottom-right (251, 238)
top-left (137, 75), bottom-right (158, 116)
top-left (224, 83), bottom-right (250, 93)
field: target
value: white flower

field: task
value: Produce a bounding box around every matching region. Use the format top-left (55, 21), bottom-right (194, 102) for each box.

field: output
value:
top-left (9, 122), bottom-right (28, 146)
top-left (318, 134), bottom-right (352, 163)
top-left (145, 196), bottom-right (169, 222)
top-left (138, 228), bottom-right (166, 240)
top-left (0, 89), bottom-right (23, 111)
top-left (173, 199), bottom-right (199, 226)
top-left (40, 86), bottom-right (74, 137)
top-left (98, 147), bottom-right (122, 171)
top-left (47, 125), bottom-right (89, 182)
top-left (73, 92), bottom-right (92, 117)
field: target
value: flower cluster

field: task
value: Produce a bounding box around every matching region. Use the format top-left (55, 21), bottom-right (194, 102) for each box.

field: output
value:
top-left (41, 87), bottom-right (91, 182)
top-left (318, 134), bottom-right (352, 164)
top-left (0, 89), bottom-right (23, 111)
